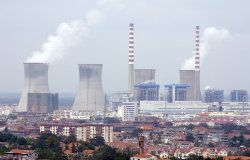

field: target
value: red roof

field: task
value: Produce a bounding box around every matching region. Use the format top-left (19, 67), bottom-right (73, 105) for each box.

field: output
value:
top-left (132, 153), bottom-right (155, 158)
top-left (8, 149), bottom-right (34, 155)
top-left (83, 149), bottom-right (94, 155)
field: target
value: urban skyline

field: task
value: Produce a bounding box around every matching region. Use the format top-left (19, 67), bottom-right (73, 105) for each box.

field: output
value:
top-left (0, 0), bottom-right (250, 94)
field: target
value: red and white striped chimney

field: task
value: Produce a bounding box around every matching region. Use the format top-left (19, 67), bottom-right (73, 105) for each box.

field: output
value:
top-left (128, 23), bottom-right (134, 65)
top-left (128, 23), bottom-right (135, 95)
top-left (195, 26), bottom-right (200, 71)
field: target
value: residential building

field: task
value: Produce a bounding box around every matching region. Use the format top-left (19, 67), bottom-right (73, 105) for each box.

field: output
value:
top-left (130, 153), bottom-right (158, 160)
top-left (40, 123), bottom-right (113, 142)
top-left (118, 102), bottom-right (137, 121)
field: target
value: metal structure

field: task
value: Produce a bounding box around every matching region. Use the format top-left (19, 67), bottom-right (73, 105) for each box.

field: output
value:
top-left (179, 26), bottom-right (201, 101)
top-left (128, 23), bottom-right (135, 96)
top-left (17, 63), bottom-right (50, 112)
top-left (230, 90), bottom-right (248, 102)
top-left (72, 64), bottom-right (104, 112)
top-left (204, 89), bottom-right (224, 103)
top-left (134, 82), bottom-right (159, 101)
top-left (165, 84), bottom-right (189, 103)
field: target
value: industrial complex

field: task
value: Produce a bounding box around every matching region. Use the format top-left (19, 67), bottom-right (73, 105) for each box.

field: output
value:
top-left (13, 24), bottom-right (250, 119)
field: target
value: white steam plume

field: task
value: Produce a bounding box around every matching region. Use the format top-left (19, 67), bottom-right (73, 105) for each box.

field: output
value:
top-left (181, 27), bottom-right (232, 70)
top-left (26, 0), bottom-right (121, 63)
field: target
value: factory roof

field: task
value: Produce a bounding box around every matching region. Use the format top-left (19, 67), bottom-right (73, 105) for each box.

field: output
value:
top-left (164, 83), bottom-right (190, 88)
top-left (134, 81), bottom-right (159, 88)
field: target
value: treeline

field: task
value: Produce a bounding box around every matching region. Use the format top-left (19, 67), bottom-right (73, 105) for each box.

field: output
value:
top-left (0, 130), bottom-right (134, 160)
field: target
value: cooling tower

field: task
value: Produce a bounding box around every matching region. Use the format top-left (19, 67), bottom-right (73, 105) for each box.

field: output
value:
top-left (179, 70), bottom-right (201, 101)
top-left (134, 69), bottom-right (156, 85)
top-left (17, 63), bottom-right (49, 112)
top-left (73, 64), bottom-right (104, 112)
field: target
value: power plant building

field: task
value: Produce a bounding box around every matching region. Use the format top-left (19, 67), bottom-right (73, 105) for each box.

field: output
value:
top-left (230, 90), bottom-right (248, 102)
top-left (109, 92), bottom-right (130, 112)
top-left (27, 93), bottom-right (58, 113)
top-left (165, 84), bottom-right (189, 103)
top-left (204, 89), bottom-right (224, 103)
top-left (72, 64), bottom-right (104, 113)
top-left (134, 82), bottom-right (159, 101)
top-left (17, 63), bottom-right (52, 112)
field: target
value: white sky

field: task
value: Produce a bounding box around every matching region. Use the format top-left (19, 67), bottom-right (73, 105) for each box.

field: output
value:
top-left (0, 0), bottom-right (250, 95)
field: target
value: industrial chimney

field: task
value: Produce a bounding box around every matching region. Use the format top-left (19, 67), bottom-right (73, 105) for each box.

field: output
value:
top-left (128, 23), bottom-right (135, 97)
top-left (72, 64), bottom-right (104, 112)
top-left (17, 63), bottom-right (50, 112)
top-left (179, 26), bottom-right (201, 101)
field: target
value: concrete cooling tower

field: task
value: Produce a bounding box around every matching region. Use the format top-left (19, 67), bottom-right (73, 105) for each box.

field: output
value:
top-left (73, 64), bottom-right (104, 112)
top-left (179, 70), bottom-right (201, 101)
top-left (17, 63), bottom-right (49, 112)
top-left (134, 69), bottom-right (156, 85)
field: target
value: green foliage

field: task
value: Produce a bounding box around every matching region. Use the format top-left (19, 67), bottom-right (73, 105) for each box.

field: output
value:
top-left (229, 135), bottom-right (245, 147)
top-left (187, 124), bottom-right (195, 130)
top-left (241, 150), bottom-right (250, 156)
top-left (90, 136), bottom-right (105, 147)
top-left (8, 114), bottom-right (17, 120)
top-left (17, 137), bottom-right (27, 146)
top-left (186, 154), bottom-right (204, 160)
top-left (103, 117), bottom-right (120, 124)
top-left (93, 145), bottom-right (116, 160)
top-left (0, 146), bottom-right (9, 155)
top-left (64, 134), bottom-right (76, 144)
top-left (207, 142), bottom-right (215, 148)
top-left (244, 139), bottom-right (250, 147)
top-left (199, 123), bottom-right (208, 128)
top-left (186, 132), bottom-right (195, 142)
top-left (0, 131), bottom-right (17, 144)
top-left (34, 133), bottom-right (67, 159)
top-left (78, 141), bottom-right (94, 151)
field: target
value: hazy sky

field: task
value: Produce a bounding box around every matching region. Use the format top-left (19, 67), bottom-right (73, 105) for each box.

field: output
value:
top-left (1, 0), bottom-right (250, 95)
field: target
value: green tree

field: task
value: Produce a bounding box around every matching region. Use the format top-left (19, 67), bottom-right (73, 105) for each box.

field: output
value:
top-left (34, 133), bottom-right (67, 160)
top-left (90, 136), bottom-right (105, 147)
top-left (187, 154), bottom-right (204, 160)
top-left (103, 117), bottom-right (120, 124)
top-left (92, 145), bottom-right (116, 160)
top-left (187, 124), bottom-right (195, 130)
top-left (186, 132), bottom-right (195, 142)
top-left (17, 137), bottom-right (27, 146)
top-left (78, 141), bottom-right (95, 151)
top-left (64, 134), bottom-right (76, 144)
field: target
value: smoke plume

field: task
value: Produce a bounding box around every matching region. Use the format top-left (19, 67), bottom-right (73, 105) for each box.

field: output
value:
top-left (181, 27), bottom-right (232, 70)
top-left (26, 0), bottom-right (120, 63)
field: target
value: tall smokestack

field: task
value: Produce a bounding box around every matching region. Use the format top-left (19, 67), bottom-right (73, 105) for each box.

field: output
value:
top-left (194, 26), bottom-right (202, 101)
top-left (72, 64), bottom-right (104, 112)
top-left (195, 26), bottom-right (200, 71)
top-left (17, 63), bottom-right (49, 112)
top-left (128, 23), bottom-right (135, 97)
top-left (180, 26), bottom-right (201, 101)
